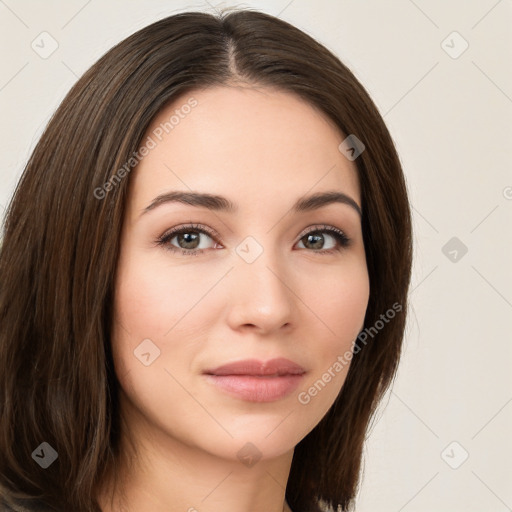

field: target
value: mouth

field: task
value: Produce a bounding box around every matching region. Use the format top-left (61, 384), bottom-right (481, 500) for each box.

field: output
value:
top-left (202, 358), bottom-right (306, 402)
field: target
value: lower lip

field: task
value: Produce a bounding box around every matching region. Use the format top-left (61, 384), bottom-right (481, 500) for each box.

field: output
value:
top-left (203, 374), bottom-right (304, 402)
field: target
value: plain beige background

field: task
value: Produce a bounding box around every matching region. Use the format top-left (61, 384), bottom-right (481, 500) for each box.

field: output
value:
top-left (1, 1), bottom-right (511, 511)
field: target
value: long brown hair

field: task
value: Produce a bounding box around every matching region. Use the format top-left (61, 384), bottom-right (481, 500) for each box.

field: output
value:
top-left (0, 8), bottom-right (412, 512)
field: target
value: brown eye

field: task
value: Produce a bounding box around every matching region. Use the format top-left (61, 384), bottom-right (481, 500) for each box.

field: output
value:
top-left (296, 226), bottom-right (350, 254)
top-left (171, 231), bottom-right (203, 250)
top-left (156, 224), bottom-right (219, 254)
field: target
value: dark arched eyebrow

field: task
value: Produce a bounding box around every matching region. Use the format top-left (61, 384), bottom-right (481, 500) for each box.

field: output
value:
top-left (140, 190), bottom-right (362, 218)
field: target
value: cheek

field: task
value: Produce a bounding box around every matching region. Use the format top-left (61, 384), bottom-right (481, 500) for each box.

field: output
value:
top-left (327, 269), bottom-right (369, 344)
top-left (109, 254), bottom-right (220, 437)
top-left (304, 258), bottom-right (369, 349)
top-left (294, 261), bottom-right (369, 417)
top-left (113, 252), bottom-right (221, 339)
top-left (111, 254), bottom-right (189, 379)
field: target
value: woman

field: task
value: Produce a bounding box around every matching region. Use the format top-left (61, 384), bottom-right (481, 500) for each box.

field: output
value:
top-left (0, 9), bottom-right (412, 512)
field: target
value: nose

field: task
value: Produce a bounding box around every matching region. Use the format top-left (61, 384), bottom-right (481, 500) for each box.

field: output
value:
top-left (225, 244), bottom-right (297, 334)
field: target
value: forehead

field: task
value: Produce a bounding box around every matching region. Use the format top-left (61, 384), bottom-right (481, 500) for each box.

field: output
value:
top-left (128, 85), bottom-right (360, 215)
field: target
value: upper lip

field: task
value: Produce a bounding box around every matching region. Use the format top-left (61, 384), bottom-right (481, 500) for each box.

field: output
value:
top-left (203, 358), bottom-right (306, 376)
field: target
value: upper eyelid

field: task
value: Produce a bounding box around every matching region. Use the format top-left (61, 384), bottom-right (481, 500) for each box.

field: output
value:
top-left (296, 224), bottom-right (347, 239)
top-left (161, 223), bottom-right (220, 241)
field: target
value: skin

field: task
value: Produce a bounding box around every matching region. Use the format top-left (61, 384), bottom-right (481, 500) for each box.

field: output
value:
top-left (97, 84), bottom-right (369, 512)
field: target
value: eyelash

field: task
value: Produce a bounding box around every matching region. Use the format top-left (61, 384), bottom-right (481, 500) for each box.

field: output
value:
top-left (155, 223), bottom-right (351, 256)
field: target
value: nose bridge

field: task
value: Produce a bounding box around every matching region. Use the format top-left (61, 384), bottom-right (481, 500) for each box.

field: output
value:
top-left (228, 234), bottom-right (295, 330)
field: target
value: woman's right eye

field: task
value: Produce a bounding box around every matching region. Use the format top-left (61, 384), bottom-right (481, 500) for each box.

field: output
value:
top-left (156, 224), bottom-right (220, 255)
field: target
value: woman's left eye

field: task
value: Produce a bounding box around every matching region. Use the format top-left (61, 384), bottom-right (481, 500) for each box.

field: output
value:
top-left (156, 223), bottom-right (350, 255)
top-left (296, 226), bottom-right (350, 254)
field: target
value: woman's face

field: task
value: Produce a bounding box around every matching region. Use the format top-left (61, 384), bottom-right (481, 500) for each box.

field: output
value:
top-left (112, 85), bottom-right (369, 462)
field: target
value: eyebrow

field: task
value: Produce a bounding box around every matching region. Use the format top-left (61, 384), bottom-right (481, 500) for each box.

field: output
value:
top-left (140, 190), bottom-right (362, 218)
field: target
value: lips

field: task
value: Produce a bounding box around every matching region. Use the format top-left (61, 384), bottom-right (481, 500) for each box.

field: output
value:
top-left (202, 358), bottom-right (307, 402)
top-left (203, 357), bottom-right (306, 377)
